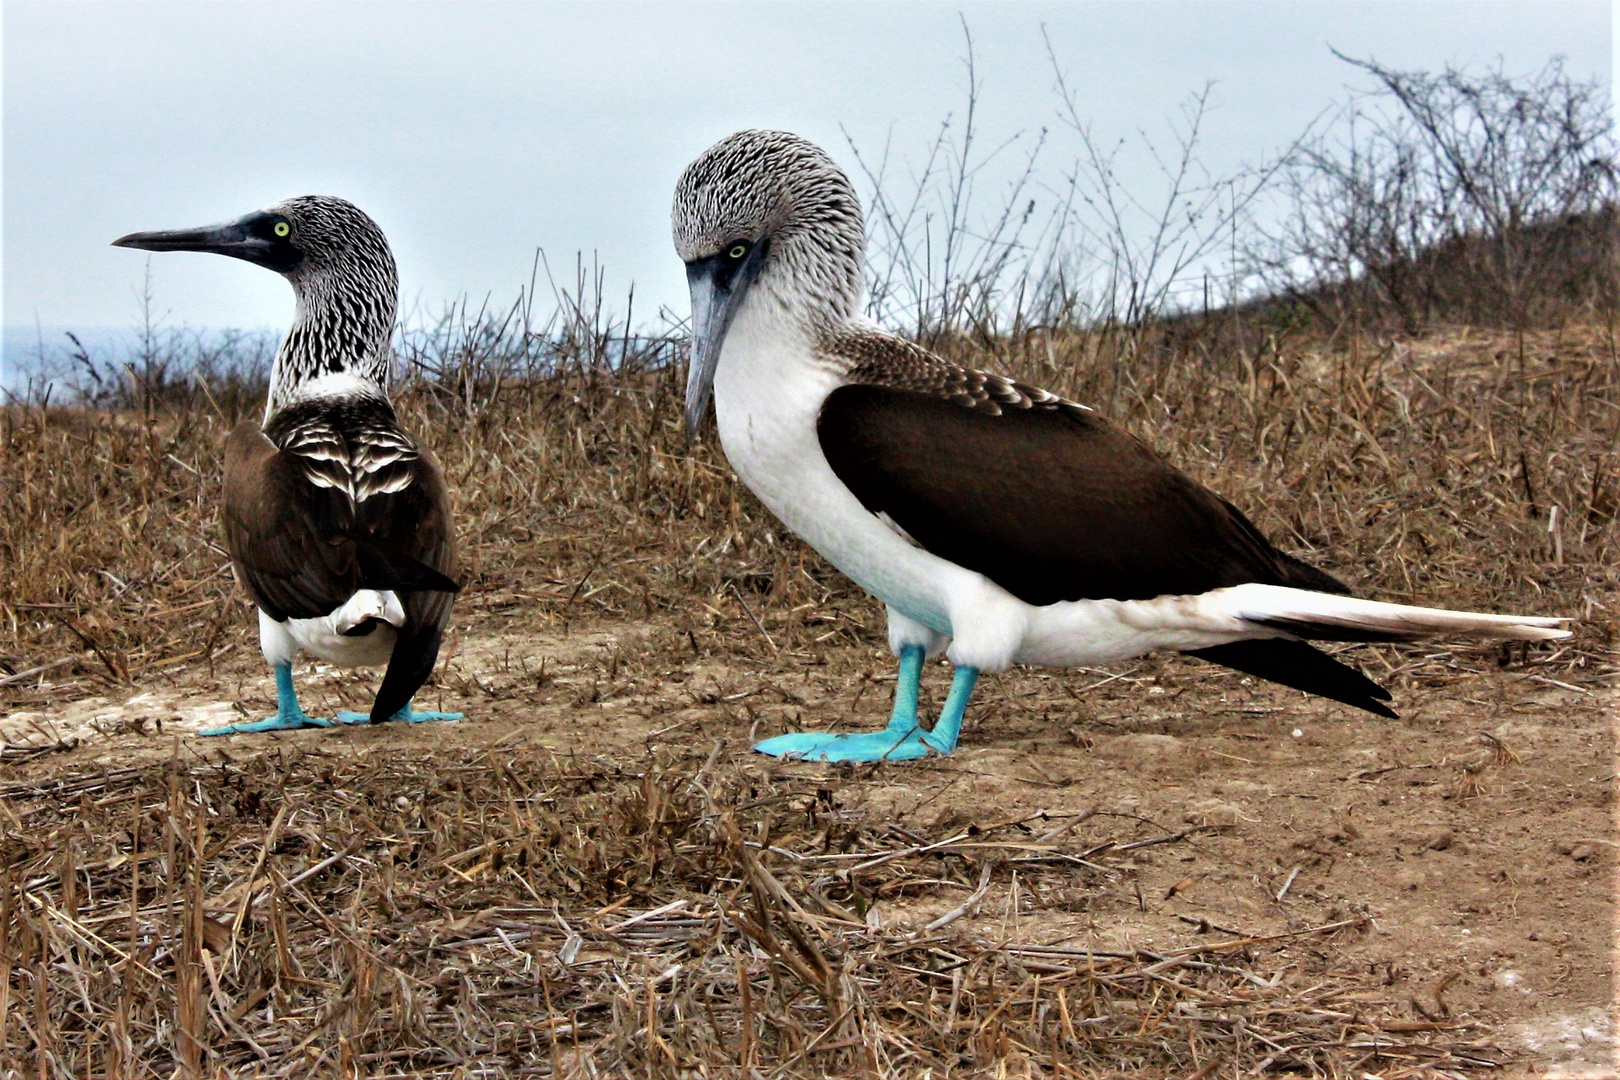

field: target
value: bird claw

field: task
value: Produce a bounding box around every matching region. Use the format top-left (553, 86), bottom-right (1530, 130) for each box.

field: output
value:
top-left (397, 706), bottom-right (462, 724)
top-left (755, 663), bottom-right (978, 763)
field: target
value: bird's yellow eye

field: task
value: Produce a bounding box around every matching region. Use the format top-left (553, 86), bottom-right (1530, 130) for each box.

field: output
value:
top-left (273, 221), bottom-right (290, 238)
top-left (728, 244), bottom-right (747, 259)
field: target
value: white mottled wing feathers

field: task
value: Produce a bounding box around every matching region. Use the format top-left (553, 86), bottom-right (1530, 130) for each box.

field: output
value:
top-left (281, 419), bottom-right (419, 501)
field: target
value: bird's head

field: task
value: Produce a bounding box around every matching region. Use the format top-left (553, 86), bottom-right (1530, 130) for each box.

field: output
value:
top-left (672, 130), bottom-right (865, 440)
top-left (115, 196), bottom-right (400, 407)
top-left (114, 195), bottom-right (397, 297)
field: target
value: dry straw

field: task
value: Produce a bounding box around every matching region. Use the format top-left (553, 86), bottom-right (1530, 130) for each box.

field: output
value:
top-left (0, 741), bottom-right (1526, 1077)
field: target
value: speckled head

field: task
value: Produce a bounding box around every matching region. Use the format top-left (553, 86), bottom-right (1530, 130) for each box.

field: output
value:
top-left (673, 130), bottom-right (866, 439)
top-left (262, 196), bottom-right (397, 300)
top-left (116, 196), bottom-right (399, 411)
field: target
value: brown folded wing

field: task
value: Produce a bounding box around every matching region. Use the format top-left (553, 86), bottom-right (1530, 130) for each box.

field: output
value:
top-left (222, 414), bottom-right (458, 720)
top-left (816, 383), bottom-right (1338, 607)
top-left (815, 371), bottom-right (1395, 717)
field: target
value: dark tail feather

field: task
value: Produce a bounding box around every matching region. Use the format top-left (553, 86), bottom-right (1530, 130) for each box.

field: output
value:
top-left (1275, 552), bottom-right (1351, 595)
top-left (1184, 638), bottom-right (1397, 718)
top-left (355, 545), bottom-right (461, 595)
top-left (371, 625), bottom-right (444, 723)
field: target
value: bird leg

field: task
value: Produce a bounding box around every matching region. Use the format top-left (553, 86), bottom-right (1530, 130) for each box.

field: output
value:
top-left (887, 642), bottom-right (926, 730)
top-left (753, 648), bottom-right (980, 762)
top-left (335, 701), bottom-right (463, 725)
top-left (919, 665), bottom-right (979, 755)
top-left (202, 664), bottom-right (333, 735)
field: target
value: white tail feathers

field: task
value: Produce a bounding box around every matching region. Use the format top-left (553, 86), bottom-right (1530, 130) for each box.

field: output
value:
top-left (1216, 583), bottom-right (1570, 642)
top-left (332, 590), bottom-right (407, 634)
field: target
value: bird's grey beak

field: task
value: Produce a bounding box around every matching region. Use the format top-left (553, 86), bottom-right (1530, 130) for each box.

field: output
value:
top-left (684, 242), bottom-right (765, 442)
top-left (113, 212), bottom-right (294, 272)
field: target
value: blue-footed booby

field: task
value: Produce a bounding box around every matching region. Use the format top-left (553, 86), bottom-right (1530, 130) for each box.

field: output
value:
top-left (114, 196), bottom-right (462, 735)
top-left (672, 129), bottom-right (1571, 764)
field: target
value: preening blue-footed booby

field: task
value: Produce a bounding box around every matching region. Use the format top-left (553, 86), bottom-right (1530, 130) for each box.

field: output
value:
top-left (672, 129), bottom-right (1572, 764)
top-left (114, 196), bottom-right (462, 735)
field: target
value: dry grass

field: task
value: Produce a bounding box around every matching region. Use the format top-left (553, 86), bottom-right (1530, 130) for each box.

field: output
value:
top-left (1, 319), bottom-right (1616, 1075)
top-left (2, 320), bottom-right (1613, 696)
top-left (0, 743), bottom-right (1523, 1078)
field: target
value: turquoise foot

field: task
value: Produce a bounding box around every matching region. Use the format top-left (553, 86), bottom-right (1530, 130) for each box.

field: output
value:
top-left (754, 660), bottom-right (980, 764)
top-left (201, 711), bottom-right (333, 735)
top-left (754, 725), bottom-right (950, 762)
top-left (202, 664), bottom-right (332, 736)
top-left (335, 702), bottom-right (464, 725)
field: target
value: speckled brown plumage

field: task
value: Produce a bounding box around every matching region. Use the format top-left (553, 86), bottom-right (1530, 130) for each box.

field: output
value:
top-left (826, 326), bottom-right (1076, 416)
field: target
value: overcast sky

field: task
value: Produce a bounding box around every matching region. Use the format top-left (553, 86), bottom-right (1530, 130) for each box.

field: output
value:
top-left (3, 1), bottom-right (1613, 345)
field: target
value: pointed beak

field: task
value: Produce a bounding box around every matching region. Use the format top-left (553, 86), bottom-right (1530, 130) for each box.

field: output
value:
top-left (113, 211), bottom-right (296, 272)
top-left (684, 242), bottom-right (765, 442)
top-left (684, 271), bottom-right (727, 442)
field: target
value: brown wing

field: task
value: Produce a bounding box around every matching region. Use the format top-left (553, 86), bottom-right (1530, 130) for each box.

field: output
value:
top-left (816, 378), bottom-right (1400, 716)
top-left (370, 444), bottom-right (457, 721)
top-left (819, 333), bottom-right (1395, 715)
top-left (816, 383), bottom-right (1343, 606)
top-left (222, 419), bottom-right (457, 622)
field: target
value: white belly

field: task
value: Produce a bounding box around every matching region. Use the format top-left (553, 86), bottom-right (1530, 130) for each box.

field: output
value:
top-left (257, 590), bottom-right (404, 669)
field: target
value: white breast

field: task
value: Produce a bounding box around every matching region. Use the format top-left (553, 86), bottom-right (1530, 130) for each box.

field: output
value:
top-left (711, 304), bottom-right (1036, 665)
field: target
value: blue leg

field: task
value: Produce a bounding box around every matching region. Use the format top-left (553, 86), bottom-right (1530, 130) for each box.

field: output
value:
top-left (334, 700), bottom-right (463, 725)
top-left (202, 665), bottom-right (333, 736)
top-left (916, 665), bottom-right (979, 755)
top-left (886, 644), bottom-right (926, 731)
top-left (756, 650), bottom-right (981, 763)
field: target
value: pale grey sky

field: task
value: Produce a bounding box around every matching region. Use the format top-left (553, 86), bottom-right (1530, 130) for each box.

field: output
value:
top-left (3, 1), bottom-right (1613, 341)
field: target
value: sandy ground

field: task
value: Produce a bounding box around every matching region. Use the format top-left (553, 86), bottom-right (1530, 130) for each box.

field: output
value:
top-left (2, 604), bottom-right (1614, 1076)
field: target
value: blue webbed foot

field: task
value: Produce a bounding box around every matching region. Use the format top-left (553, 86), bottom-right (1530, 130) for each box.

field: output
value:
top-left (754, 649), bottom-right (980, 764)
top-left (203, 665), bottom-right (332, 736)
top-left (754, 725), bottom-right (951, 762)
top-left (201, 712), bottom-right (333, 736)
top-left (335, 700), bottom-right (464, 725)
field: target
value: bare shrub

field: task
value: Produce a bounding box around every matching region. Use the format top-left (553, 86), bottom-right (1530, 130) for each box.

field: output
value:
top-left (848, 21), bottom-right (1274, 348)
top-left (1247, 53), bottom-right (1618, 331)
top-left (848, 18), bottom-right (1059, 341)
top-left (12, 263), bottom-right (275, 417)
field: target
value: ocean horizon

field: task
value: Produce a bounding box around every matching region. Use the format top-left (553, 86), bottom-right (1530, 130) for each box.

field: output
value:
top-left (1, 324), bottom-right (281, 400)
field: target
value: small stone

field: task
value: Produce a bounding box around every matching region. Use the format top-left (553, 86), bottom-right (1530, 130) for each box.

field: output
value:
top-left (1291, 728), bottom-right (1304, 738)
top-left (1493, 968), bottom-right (1530, 993)
top-left (1426, 828), bottom-right (1453, 851)
top-left (1098, 733), bottom-right (1184, 760)
top-left (1568, 842), bottom-right (1596, 861)
top-left (1183, 799), bottom-right (1241, 827)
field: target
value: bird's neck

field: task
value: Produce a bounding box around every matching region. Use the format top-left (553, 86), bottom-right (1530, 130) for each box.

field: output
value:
top-left (720, 286), bottom-right (854, 392)
top-left (266, 275), bottom-right (396, 418)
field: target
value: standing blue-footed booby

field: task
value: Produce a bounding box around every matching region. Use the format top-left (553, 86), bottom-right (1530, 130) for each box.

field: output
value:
top-left (114, 197), bottom-right (462, 735)
top-left (672, 130), bottom-right (1571, 764)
